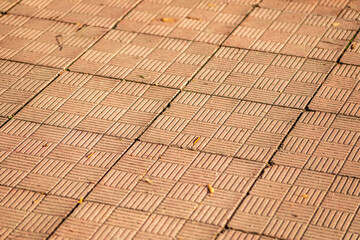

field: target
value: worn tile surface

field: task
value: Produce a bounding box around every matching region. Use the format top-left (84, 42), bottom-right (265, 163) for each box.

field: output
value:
top-left (8, 0), bottom-right (141, 28)
top-left (0, 0), bottom-right (359, 239)
top-left (0, 14), bottom-right (107, 69)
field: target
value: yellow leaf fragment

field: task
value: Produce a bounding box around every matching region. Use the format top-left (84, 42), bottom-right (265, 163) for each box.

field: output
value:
top-left (207, 184), bottom-right (214, 194)
top-left (144, 178), bottom-right (153, 185)
top-left (193, 137), bottom-right (200, 145)
top-left (302, 194), bottom-right (308, 199)
top-left (186, 16), bottom-right (201, 20)
top-left (351, 43), bottom-right (356, 49)
top-left (207, 3), bottom-right (216, 7)
top-left (87, 152), bottom-right (94, 158)
top-left (333, 22), bottom-right (340, 26)
top-left (78, 198), bottom-right (84, 203)
top-left (161, 17), bottom-right (176, 23)
top-left (139, 75), bottom-right (150, 79)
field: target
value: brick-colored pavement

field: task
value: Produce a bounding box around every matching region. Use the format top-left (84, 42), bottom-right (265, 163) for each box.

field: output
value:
top-left (0, 0), bottom-right (359, 239)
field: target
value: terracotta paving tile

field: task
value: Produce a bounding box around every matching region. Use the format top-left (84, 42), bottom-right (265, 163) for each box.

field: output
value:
top-left (0, 61), bottom-right (60, 119)
top-left (9, 0), bottom-right (141, 29)
top-left (185, 48), bottom-right (334, 109)
top-left (70, 32), bottom-right (218, 89)
top-left (141, 91), bottom-right (301, 157)
top-left (9, 72), bottom-right (178, 140)
top-left (341, 31), bottom-right (360, 66)
top-left (310, 64), bottom-right (360, 117)
top-left (115, 0), bottom-right (254, 45)
top-left (62, 207), bottom-right (148, 239)
top-left (0, 186), bottom-right (77, 238)
top-left (176, 221), bottom-right (221, 240)
top-left (0, 0), bottom-right (18, 12)
top-left (0, 14), bottom-right (107, 68)
top-left (272, 112), bottom-right (360, 170)
top-left (224, 1), bottom-right (359, 61)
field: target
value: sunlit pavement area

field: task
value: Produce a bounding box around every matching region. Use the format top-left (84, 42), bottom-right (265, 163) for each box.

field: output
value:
top-left (0, 0), bottom-right (360, 239)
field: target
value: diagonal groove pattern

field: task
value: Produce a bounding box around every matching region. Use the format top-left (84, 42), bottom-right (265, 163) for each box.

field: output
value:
top-left (0, 0), bottom-right (359, 239)
top-left (217, 6), bottom-right (360, 240)
top-left (44, 3), bottom-right (262, 239)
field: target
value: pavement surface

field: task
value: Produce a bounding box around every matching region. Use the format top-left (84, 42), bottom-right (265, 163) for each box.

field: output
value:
top-left (0, 0), bottom-right (359, 239)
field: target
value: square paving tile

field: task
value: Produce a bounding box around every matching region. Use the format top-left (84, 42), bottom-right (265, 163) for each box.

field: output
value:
top-left (185, 48), bottom-right (334, 109)
top-left (0, 186), bottom-right (77, 239)
top-left (8, 0), bottom-right (141, 29)
top-left (70, 31), bottom-right (218, 89)
top-left (0, 118), bottom-right (133, 196)
top-left (341, 31), bottom-right (360, 66)
top-left (224, 1), bottom-right (360, 61)
top-left (0, 14), bottom-right (107, 68)
top-left (273, 111), bottom-right (360, 170)
top-left (0, 60), bottom-right (60, 119)
top-left (0, 0), bottom-right (19, 12)
top-left (309, 64), bottom-right (360, 117)
top-left (115, 0), bottom-right (255, 45)
top-left (9, 71), bottom-right (178, 138)
top-left (141, 91), bottom-right (301, 157)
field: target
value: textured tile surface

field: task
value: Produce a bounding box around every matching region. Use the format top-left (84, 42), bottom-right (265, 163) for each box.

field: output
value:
top-left (0, 0), bottom-right (359, 239)
top-left (116, 0), bottom-right (255, 45)
top-left (0, 60), bottom-right (60, 118)
top-left (70, 31), bottom-right (218, 89)
top-left (8, 0), bottom-right (141, 28)
top-left (0, 14), bottom-right (106, 68)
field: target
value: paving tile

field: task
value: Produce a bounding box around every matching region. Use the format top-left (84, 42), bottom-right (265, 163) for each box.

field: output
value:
top-left (229, 111), bottom-right (360, 239)
top-left (0, 60), bottom-right (60, 119)
top-left (9, 0), bottom-right (141, 29)
top-left (185, 48), bottom-right (334, 109)
top-left (70, 32), bottom-right (218, 89)
top-left (301, 189), bottom-right (360, 240)
top-left (115, 0), bottom-right (254, 45)
top-left (310, 64), bottom-right (360, 117)
top-left (70, 207), bottom-right (148, 239)
top-left (11, 72), bottom-right (178, 139)
top-left (0, 112), bottom-right (134, 198)
top-left (304, 7), bottom-right (359, 62)
top-left (155, 197), bottom-right (197, 219)
top-left (341, 30), bottom-right (360, 66)
top-left (91, 224), bottom-right (136, 240)
top-left (176, 221), bottom-right (221, 240)
top-left (224, 2), bottom-right (359, 61)
top-left (0, 14), bottom-right (106, 68)
top-left (141, 91), bottom-right (301, 158)
top-left (138, 213), bottom-right (185, 238)
top-left (0, 186), bottom-right (77, 239)
top-left (272, 111), bottom-right (360, 171)
top-left (0, 0), bottom-right (19, 12)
